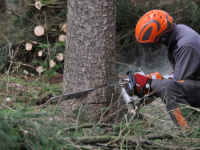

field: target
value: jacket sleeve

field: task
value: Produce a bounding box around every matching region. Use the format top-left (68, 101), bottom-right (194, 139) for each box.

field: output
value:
top-left (151, 46), bottom-right (200, 89)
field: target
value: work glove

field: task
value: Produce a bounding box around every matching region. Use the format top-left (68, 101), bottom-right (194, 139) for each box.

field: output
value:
top-left (163, 72), bottom-right (174, 79)
top-left (134, 72), bottom-right (152, 88)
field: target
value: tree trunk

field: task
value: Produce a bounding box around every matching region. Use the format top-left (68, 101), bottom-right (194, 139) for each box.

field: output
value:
top-left (0, 0), bottom-right (5, 14)
top-left (62, 0), bottom-right (118, 118)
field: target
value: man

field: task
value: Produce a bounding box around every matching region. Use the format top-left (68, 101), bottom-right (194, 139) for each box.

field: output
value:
top-left (134, 10), bottom-right (200, 128)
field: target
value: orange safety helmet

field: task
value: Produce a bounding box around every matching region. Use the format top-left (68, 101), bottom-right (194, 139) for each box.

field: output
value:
top-left (135, 10), bottom-right (174, 49)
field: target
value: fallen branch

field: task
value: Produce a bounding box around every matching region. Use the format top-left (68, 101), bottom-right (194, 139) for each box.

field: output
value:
top-left (77, 136), bottom-right (189, 150)
top-left (57, 123), bottom-right (113, 135)
top-left (145, 133), bottom-right (173, 140)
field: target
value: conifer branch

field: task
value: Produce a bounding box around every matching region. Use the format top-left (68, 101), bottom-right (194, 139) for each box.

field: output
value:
top-left (170, 0), bottom-right (200, 15)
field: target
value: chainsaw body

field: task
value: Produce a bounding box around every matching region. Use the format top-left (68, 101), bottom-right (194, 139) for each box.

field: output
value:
top-left (121, 71), bottom-right (163, 105)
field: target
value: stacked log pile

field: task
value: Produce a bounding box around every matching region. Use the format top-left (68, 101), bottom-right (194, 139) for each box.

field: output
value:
top-left (1, 0), bottom-right (67, 75)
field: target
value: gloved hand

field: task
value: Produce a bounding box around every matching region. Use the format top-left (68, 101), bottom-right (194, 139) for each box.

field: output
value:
top-left (163, 72), bottom-right (174, 79)
top-left (135, 72), bottom-right (152, 88)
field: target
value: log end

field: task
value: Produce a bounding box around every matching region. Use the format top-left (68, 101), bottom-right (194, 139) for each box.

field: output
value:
top-left (34, 26), bottom-right (45, 36)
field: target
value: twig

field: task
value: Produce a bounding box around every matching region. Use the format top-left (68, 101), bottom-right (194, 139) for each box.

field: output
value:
top-left (75, 103), bottom-right (82, 135)
top-left (1, 103), bottom-right (15, 111)
top-left (96, 91), bottom-right (121, 126)
top-left (96, 143), bottom-right (135, 149)
top-left (52, 94), bottom-right (64, 121)
top-left (4, 60), bottom-right (36, 69)
top-left (0, 69), bottom-right (16, 87)
top-left (0, 34), bottom-right (19, 92)
top-left (7, 11), bottom-right (23, 17)
top-left (52, 83), bottom-right (73, 121)
top-left (155, 1), bottom-right (174, 8)
top-left (101, 103), bottom-right (126, 122)
top-left (43, 12), bottom-right (51, 70)
top-left (103, 106), bottom-right (138, 149)
top-left (120, 130), bottom-right (130, 150)
top-left (116, 29), bottom-right (135, 42)
top-left (11, 40), bottom-right (27, 46)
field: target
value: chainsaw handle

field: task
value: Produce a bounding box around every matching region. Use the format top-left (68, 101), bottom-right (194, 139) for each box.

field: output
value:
top-left (126, 70), bottom-right (144, 98)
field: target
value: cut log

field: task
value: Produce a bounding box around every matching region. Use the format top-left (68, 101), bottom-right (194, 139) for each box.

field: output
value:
top-left (36, 66), bottom-right (44, 76)
top-left (60, 23), bottom-right (67, 33)
top-left (23, 70), bottom-right (29, 75)
top-left (58, 34), bottom-right (66, 42)
top-left (23, 70), bottom-right (34, 76)
top-left (35, 1), bottom-right (42, 10)
top-left (34, 25), bottom-right (45, 36)
top-left (50, 60), bottom-right (56, 68)
top-left (25, 42), bottom-right (33, 51)
top-left (56, 53), bottom-right (64, 61)
top-left (38, 51), bottom-right (43, 57)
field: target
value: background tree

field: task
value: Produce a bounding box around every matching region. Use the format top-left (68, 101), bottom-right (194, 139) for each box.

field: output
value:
top-left (0, 0), bottom-right (5, 14)
top-left (62, 0), bottom-right (118, 118)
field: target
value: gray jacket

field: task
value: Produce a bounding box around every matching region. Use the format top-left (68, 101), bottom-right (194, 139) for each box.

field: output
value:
top-left (151, 24), bottom-right (200, 89)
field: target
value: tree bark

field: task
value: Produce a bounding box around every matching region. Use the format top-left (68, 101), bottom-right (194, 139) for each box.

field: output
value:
top-left (62, 0), bottom-right (118, 117)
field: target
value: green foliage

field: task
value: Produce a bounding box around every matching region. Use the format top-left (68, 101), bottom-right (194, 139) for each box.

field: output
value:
top-left (38, 44), bottom-right (51, 49)
top-left (0, 110), bottom-right (79, 150)
top-left (40, 0), bottom-right (56, 4)
top-left (43, 64), bottom-right (60, 79)
top-left (0, 45), bottom-right (9, 69)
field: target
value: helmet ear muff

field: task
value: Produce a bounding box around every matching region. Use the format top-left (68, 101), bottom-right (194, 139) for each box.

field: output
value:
top-left (158, 32), bottom-right (170, 46)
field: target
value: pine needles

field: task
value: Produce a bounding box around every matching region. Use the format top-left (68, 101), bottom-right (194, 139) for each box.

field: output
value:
top-left (0, 110), bottom-right (78, 150)
top-left (1, 99), bottom-right (200, 150)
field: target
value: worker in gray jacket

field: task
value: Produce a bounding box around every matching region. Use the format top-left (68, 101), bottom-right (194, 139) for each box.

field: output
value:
top-left (134, 9), bottom-right (200, 128)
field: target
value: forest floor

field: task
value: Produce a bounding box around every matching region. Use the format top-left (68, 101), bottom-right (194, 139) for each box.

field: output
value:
top-left (1, 72), bottom-right (200, 149)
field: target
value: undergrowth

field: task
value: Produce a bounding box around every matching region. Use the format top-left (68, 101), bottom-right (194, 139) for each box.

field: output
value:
top-left (1, 75), bottom-right (200, 150)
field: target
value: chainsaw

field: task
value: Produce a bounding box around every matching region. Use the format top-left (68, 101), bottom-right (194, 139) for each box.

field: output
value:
top-left (49, 70), bottom-right (173, 107)
top-left (121, 70), bottom-right (162, 110)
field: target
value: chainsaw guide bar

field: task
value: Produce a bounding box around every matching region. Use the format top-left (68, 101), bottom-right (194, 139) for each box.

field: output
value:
top-left (49, 82), bottom-right (129, 104)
